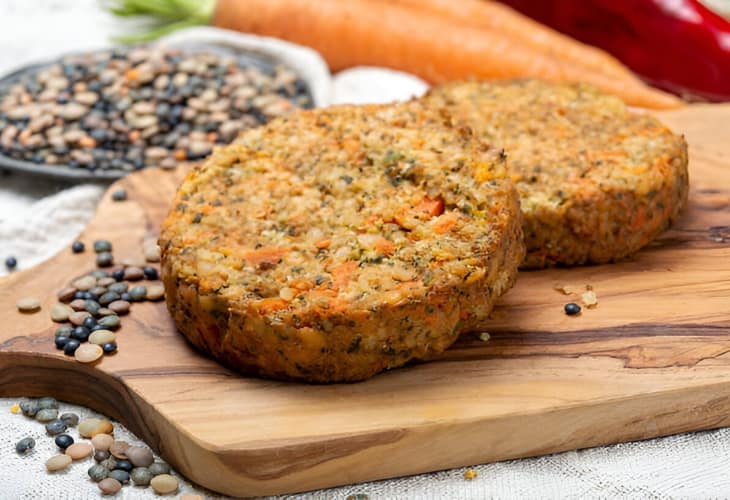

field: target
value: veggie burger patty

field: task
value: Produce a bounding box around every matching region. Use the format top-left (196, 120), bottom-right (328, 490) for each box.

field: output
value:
top-left (160, 102), bottom-right (524, 382)
top-left (423, 80), bottom-right (689, 268)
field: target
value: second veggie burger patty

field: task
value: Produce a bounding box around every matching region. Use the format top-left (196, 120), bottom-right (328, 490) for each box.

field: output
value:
top-left (160, 102), bottom-right (524, 382)
top-left (424, 80), bottom-right (689, 268)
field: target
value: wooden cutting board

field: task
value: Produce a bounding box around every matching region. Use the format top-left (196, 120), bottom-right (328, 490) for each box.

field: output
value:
top-left (1, 104), bottom-right (729, 497)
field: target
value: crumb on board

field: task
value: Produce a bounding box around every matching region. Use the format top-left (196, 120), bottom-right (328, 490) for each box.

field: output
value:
top-left (463, 469), bottom-right (478, 480)
top-left (581, 289), bottom-right (598, 308)
top-left (478, 332), bottom-right (491, 342)
top-left (553, 283), bottom-right (575, 295)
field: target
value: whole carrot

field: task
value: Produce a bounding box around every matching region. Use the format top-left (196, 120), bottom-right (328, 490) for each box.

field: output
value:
top-left (385, 0), bottom-right (638, 83)
top-left (212, 0), bottom-right (682, 108)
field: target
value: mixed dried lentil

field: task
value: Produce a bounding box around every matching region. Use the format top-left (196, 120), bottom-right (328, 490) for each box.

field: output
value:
top-left (12, 397), bottom-right (179, 495)
top-left (50, 237), bottom-right (165, 362)
top-left (0, 46), bottom-right (312, 174)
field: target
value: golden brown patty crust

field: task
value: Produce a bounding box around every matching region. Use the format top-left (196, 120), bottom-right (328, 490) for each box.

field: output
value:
top-left (423, 80), bottom-right (689, 268)
top-left (160, 102), bottom-right (524, 382)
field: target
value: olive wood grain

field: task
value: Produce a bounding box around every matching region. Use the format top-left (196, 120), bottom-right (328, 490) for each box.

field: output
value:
top-left (0, 104), bottom-right (729, 497)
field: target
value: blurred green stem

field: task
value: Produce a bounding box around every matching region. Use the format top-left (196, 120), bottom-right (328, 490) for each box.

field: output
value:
top-left (103, 0), bottom-right (217, 43)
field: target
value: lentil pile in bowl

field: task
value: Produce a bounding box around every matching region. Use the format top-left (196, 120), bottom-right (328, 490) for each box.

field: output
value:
top-left (0, 45), bottom-right (313, 180)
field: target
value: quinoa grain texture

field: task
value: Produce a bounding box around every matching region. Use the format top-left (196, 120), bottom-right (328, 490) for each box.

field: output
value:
top-left (160, 102), bottom-right (524, 382)
top-left (424, 80), bottom-right (689, 268)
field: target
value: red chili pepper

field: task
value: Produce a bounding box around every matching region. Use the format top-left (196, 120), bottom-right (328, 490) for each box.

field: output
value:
top-left (497, 0), bottom-right (730, 101)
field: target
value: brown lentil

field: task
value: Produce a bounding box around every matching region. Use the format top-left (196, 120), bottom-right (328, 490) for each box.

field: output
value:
top-left (98, 477), bottom-right (122, 495)
top-left (46, 454), bottom-right (72, 472)
top-left (74, 343), bottom-right (103, 363)
top-left (66, 442), bottom-right (93, 460)
top-left (150, 474), bottom-right (179, 495)
top-left (16, 297), bottom-right (41, 313)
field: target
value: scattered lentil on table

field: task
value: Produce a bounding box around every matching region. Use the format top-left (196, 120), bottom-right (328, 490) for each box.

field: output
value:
top-left (564, 302), bottom-right (582, 316)
top-left (98, 477), bottom-right (122, 495)
top-left (14, 398), bottom-right (180, 496)
top-left (150, 473), bottom-right (179, 495)
top-left (91, 433), bottom-right (114, 451)
top-left (46, 454), bottom-right (72, 472)
top-left (75, 343), bottom-right (103, 363)
top-left (5, 256), bottom-right (17, 270)
top-left (88, 463), bottom-right (110, 482)
top-left (71, 241), bottom-right (85, 253)
top-left (111, 188), bottom-right (127, 201)
top-left (59, 412), bottom-right (79, 427)
top-left (114, 459), bottom-right (134, 472)
top-left (35, 408), bottom-right (58, 423)
top-left (131, 466), bottom-right (153, 486)
top-left (66, 441), bottom-right (93, 460)
top-left (16, 297), bottom-right (41, 313)
top-left (54, 433), bottom-right (74, 449)
top-left (51, 238), bottom-right (167, 363)
top-left (45, 419), bottom-right (68, 435)
top-left (0, 46), bottom-right (312, 174)
top-left (15, 437), bottom-right (35, 455)
top-left (109, 469), bottom-right (130, 484)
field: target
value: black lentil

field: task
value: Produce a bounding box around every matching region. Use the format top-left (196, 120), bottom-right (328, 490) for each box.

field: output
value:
top-left (82, 316), bottom-right (97, 329)
top-left (564, 302), bottom-right (582, 316)
top-left (102, 342), bottom-right (118, 354)
top-left (111, 189), bottom-right (127, 201)
top-left (142, 267), bottom-right (158, 280)
top-left (63, 339), bottom-right (81, 355)
top-left (109, 469), bottom-right (130, 484)
top-left (94, 450), bottom-right (110, 462)
top-left (71, 326), bottom-right (90, 341)
top-left (112, 269), bottom-right (125, 281)
top-left (54, 433), bottom-right (74, 449)
top-left (71, 241), bottom-right (85, 253)
top-left (55, 336), bottom-right (70, 349)
top-left (114, 459), bottom-right (133, 472)
top-left (5, 256), bottom-right (17, 270)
